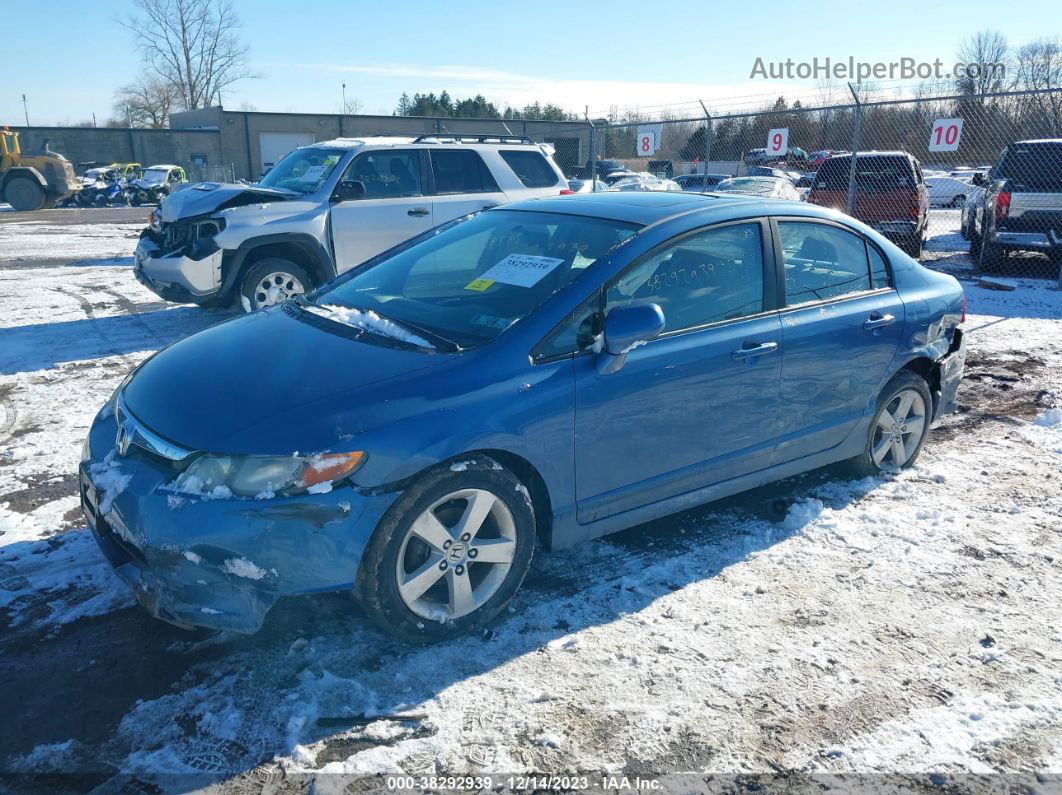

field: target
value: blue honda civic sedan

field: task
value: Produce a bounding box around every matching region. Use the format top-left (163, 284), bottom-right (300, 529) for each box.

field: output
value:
top-left (81, 192), bottom-right (966, 641)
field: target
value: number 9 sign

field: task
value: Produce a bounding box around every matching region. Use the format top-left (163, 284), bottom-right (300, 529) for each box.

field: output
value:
top-left (767, 128), bottom-right (789, 156)
top-left (929, 118), bottom-right (964, 152)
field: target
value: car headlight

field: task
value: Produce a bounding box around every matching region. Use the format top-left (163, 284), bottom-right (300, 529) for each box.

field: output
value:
top-left (170, 452), bottom-right (365, 498)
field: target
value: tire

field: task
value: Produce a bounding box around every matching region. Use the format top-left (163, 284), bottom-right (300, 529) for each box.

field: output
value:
top-left (356, 455), bottom-right (536, 643)
top-left (41, 196), bottom-right (57, 210)
top-left (4, 177), bottom-right (46, 211)
top-left (130, 193), bottom-right (142, 207)
top-left (977, 239), bottom-right (1005, 273)
top-left (237, 257), bottom-right (312, 312)
top-left (951, 195), bottom-right (966, 208)
top-left (848, 370), bottom-right (933, 477)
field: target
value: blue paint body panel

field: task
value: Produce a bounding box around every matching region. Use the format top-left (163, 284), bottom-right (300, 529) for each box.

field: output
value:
top-left (83, 192), bottom-right (966, 633)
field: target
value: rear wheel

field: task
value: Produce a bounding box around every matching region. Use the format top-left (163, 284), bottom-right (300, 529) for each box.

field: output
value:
top-left (951, 194), bottom-right (966, 208)
top-left (356, 455), bottom-right (536, 643)
top-left (848, 371), bottom-right (932, 476)
top-left (237, 257), bottom-right (311, 312)
top-left (977, 239), bottom-right (1005, 273)
top-left (4, 177), bottom-right (46, 211)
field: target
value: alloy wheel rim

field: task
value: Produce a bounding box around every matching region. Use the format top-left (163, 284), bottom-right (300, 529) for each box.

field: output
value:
top-left (253, 272), bottom-right (304, 309)
top-left (871, 388), bottom-right (927, 469)
top-left (395, 488), bottom-right (517, 622)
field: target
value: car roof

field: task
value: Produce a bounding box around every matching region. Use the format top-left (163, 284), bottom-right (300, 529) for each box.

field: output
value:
top-left (499, 190), bottom-right (818, 226)
top-left (145, 164), bottom-right (180, 170)
top-left (311, 136), bottom-right (552, 150)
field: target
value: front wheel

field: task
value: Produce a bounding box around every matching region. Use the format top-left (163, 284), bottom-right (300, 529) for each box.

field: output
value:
top-left (356, 456), bottom-right (536, 643)
top-left (848, 371), bottom-right (932, 476)
top-left (237, 257), bottom-right (312, 312)
top-left (4, 177), bottom-right (46, 211)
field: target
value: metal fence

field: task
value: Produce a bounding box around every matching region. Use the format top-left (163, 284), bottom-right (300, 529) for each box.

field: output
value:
top-left (532, 87), bottom-right (1062, 283)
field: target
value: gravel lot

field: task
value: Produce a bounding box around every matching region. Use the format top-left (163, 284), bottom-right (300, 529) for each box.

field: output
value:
top-left (1, 205), bottom-right (1060, 793)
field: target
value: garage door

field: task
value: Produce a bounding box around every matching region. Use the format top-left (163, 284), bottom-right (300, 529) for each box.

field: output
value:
top-left (259, 132), bottom-right (315, 174)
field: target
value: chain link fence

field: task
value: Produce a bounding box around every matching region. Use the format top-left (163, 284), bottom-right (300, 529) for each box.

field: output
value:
top-left (531, 88), bottom-right (1062, 283)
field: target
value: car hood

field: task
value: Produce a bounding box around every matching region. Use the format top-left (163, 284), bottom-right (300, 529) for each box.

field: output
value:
top-left (122, 305), bottom-right (450, 454)
top-left (159, 182), bottom-right (298, 222)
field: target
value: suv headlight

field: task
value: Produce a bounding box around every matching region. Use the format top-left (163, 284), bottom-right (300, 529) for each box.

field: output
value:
top-left (170, 452), bottom-right (365, 498)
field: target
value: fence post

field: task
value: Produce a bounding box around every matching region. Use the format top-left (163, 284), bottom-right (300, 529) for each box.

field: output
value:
top-left (846, 82), bottom-right (862, 216)
top-left (585, 107), bottom-right (597, 192)
top-left (698, 100), bottom-right (712, 177)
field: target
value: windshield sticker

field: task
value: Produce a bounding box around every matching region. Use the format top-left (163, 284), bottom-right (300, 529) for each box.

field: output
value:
top-left (471, 314), bottom-right (510, 330)
top-left (298, 165), bottom-right (326, 182)
top-left (478, 254), bottom-right (565, 288)
top-left (464, 278), bottom-right (495, 292)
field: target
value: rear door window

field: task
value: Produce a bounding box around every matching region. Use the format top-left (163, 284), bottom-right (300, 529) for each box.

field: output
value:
top-left (998, 143), bottom-right (1062, 191)
top-left (499, 150), bottom-right (561, 188)
top-left (778, 222), bottom-right (877, 304)
top-left (344, 150), bottom-right (423, 198)
top-left (430, 150), bottom-right (500, 194)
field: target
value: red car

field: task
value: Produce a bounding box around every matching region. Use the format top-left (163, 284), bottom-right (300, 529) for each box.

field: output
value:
top-left (807, 151), bottom-right (930, 258)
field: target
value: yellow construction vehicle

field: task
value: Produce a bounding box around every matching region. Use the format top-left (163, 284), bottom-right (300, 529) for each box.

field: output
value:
top-left (1, 128), bottom-right (78, 210)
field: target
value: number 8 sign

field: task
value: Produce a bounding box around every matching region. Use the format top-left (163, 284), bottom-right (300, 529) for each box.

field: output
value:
top-left (636, 125), bottom-right (660, 157)
top-left (767, 128), bottom-right (788, 156)
top-left (929, 118), bottom-right (964, 152)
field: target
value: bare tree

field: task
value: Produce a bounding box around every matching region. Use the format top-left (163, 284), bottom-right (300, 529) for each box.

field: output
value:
top-left (955, 30), bottom-right (1009, 100)
top-left (342, 97), bottom-right (365, 115)
top-left (1012, 38), bottom-right (1062, 130)
top-left (123, 0), bottom-right (255, 110)
top-left (113, 75), bottom-right (180, 127)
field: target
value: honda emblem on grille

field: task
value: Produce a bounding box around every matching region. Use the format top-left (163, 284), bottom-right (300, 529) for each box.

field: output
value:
top-left (116, 423), bottom-right (132, 457)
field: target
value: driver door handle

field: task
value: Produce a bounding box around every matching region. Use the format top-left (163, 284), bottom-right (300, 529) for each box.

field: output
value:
top-left (863, 312), bottom-right (895, 330)
top-left (731, 341), bottom-right (779, 359)
top-left (407, 207), bottom-right (430, 217)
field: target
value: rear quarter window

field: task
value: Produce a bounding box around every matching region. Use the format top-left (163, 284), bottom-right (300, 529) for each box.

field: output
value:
top-left (499, 150), bottom-right (561, 188)
top-left (430, 150), bottom-right (500, 194)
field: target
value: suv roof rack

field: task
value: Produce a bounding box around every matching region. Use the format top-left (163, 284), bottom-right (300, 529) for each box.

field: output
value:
top-left (411, 134), bottom-right (536, 145)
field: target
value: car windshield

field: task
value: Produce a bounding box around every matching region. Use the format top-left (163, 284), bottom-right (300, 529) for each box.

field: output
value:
top-left (257, 147), bottom-right (345, 194)
top-left (142, 169), bottom-right (168, 184)
top-left (311, 210), bottom-right (640, 348)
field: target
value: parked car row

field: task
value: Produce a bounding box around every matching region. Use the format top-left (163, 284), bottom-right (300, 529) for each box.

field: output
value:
top-left (60, 164), bottom-right (188, 208)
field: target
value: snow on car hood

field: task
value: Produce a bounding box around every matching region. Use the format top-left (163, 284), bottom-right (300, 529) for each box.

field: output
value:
top-left (158, 182), bottom-right (298, 222)
top-left (121, 305), bottom-right (450, 454)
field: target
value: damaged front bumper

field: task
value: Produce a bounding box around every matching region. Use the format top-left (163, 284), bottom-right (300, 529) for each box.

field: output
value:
top-left (80, 408), bottom-right (399, 633)
top-left (133, 230), bottom-right (226, 305)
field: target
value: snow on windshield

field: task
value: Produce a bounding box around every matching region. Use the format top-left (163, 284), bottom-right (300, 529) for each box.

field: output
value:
top-left (303, 303), bottom-right (434, 349)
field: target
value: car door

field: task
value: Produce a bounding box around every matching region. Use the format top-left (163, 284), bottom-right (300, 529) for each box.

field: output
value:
top-left (572, 219), bottom-right (784, 526)
top-left (427, 149), bottom-right (508, 226)
top-left (330, 149), bottom-right (434, 272)
top-left (770, 219), bottom-right (905, 463)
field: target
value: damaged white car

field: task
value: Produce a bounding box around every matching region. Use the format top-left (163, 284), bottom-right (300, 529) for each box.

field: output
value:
top-left (133, 135), bottom-right (570, 311)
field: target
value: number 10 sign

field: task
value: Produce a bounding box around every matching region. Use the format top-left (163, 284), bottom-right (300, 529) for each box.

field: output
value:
top-left (929, 118), bottom-right (964, 152)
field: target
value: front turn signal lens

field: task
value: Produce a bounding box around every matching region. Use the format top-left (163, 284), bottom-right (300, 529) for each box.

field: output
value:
top-left (298, 452), bottom-right (366, 489)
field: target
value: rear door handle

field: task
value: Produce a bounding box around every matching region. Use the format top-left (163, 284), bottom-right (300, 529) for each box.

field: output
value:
top-left (863, 313), bottom-right (895, 330)
top-left (731, 341), bottom-right (779, 359)
top-left (407, 207), bottom-right (430, 217)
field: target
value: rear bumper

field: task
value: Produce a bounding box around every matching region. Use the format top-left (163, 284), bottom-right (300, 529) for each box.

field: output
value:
top-left (935, 328), bottom-right (966, 420)
top-left (990, 229), bottom-right (1062, 250)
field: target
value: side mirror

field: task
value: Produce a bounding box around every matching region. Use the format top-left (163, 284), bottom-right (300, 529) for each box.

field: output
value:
top-left (332, 179), bottom-right (366, 202)
top-left (597, 303), bottom-right (665, 375)
top-left (971, 172), bottom-right (986, 187)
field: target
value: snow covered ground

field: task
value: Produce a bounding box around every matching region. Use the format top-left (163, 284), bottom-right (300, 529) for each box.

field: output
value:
top-left (0, 207), bottom-right (1060, 792)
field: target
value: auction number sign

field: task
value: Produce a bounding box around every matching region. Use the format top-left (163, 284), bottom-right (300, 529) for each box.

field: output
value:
top-left (637, 124), bottom-right (662, 156)
top-left (767, 127), bottom-right (789, 156)
top-left (929, 118), bottom-right (964, 152)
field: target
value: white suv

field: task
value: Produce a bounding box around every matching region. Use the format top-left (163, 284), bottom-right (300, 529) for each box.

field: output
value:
top-left (133, 135), bottom-right (571, 310)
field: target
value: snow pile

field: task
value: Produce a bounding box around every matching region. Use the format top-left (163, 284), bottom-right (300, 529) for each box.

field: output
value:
top-left (221, 557), bottom-right (267, 580)
top-left (305, 303), bottom-right (434, 349)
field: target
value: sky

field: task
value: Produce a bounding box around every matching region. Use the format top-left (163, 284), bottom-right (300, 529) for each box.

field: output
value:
top-left (4, 0), bottom-right (1059, 126)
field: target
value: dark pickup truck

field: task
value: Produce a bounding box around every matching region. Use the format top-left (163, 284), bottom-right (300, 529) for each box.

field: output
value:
top-left (968, 139), bottom-right (1062, 272)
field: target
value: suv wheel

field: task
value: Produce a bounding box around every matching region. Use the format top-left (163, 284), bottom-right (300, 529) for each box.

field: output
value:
top-left (238, 258), bottom-right (311, 312)
top-left (849, 371), bottom-right (932, 476)
top-left (356, 455), bottom-right (536, 643)
top-left (976, 239), bottom-right (1005, 273)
